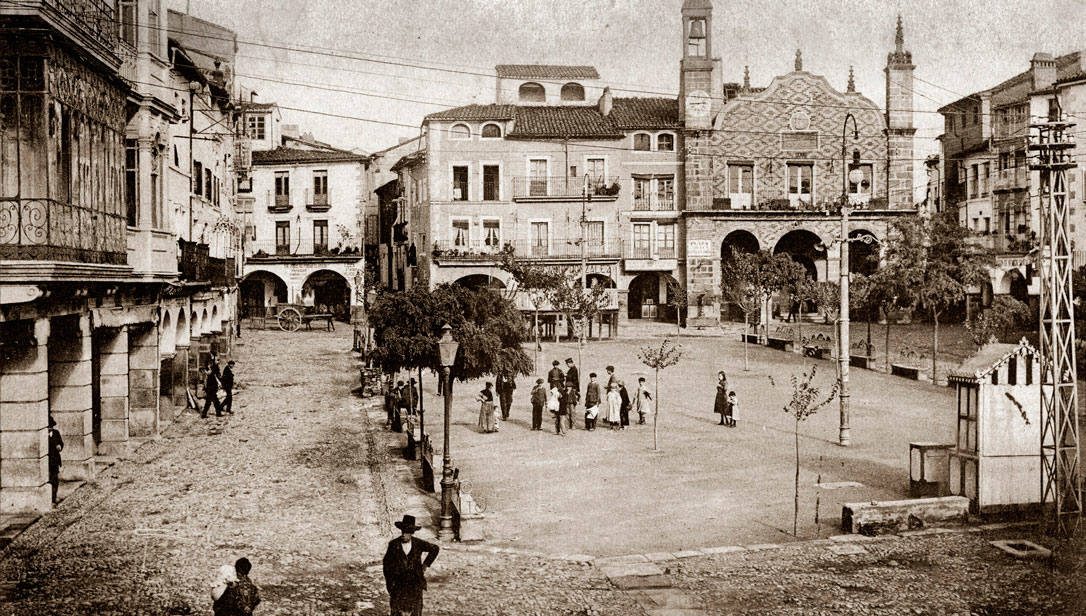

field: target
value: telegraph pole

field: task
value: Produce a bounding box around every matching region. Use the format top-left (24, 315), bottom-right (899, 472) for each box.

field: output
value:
top-left (1031, 109), bottom-right (1081, 535)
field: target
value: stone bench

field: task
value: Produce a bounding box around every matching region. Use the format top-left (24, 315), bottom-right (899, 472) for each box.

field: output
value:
top-left (452, 490), bottom-right (485, 543)
top-left (766, 336), bottom-right (793, 352)
top-left (891, 363), bottom-right (924, 380)
top-left (740, 333), bottom-right (760, 344)
top-left (688, 317), bottom-right (717, 330)
top-left (842, 496), bottom-right (969, 535)
top-left (850, 355), bottom-right (875, 370)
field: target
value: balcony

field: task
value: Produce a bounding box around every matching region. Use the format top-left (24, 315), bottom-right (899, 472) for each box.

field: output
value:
top-left (268, 192), bottom-right (291, 213)
top-left (431, 238), bottom-right (620, 263)
top-left (178, 240), bottom-right (235, 286)
top-left (1, 0), bottom-right (120, 66)
top-left (623, 240), bottom-right (678, 271)
top-left (0, 198), bottom-right (127, 265)
top-left (247, 240), bottom-right (362, 260)
top-left (993, 167), bottom-right (1028, 193)
top-left (633, 196), bottom-right (676, 211)
top-left (511, 176), bottom-right (621, 202)
top-left (306, 188), bottom-right (331, 213)
top-left (703, 196), bottom-right (890, 213)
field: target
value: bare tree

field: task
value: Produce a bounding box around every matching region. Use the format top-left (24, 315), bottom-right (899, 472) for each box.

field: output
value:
top-left (783, 365), bottom-right (839, 536)
top-left (638, 338), bottom-right (685, 451)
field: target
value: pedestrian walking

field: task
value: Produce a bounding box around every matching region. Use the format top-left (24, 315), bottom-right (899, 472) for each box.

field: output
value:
top-left (584, 373), bottom-right (601, 431)
top-left (215, 558), bottom-right (261, 616)
top-left (211, 563), bottom-right (237, 615)
top-left (404, 378), bottom-right (419, 416)
top-left (201, 365), bottom-right (224, 418)
top-left (477, 382), bottom-right (497, 433)
top-left (634, 376), bottom-right (652, 425)
top-left (548, 383), bottom-right (565, 435)
top-left (383, 514), bottom-right (440, 616)
top-left (564, 358), bottom-right (579, 429)
top-left (496, 373), bottom-right (515, 420)
top-left (530, 378), bottom-right (546, 430)
top-left (726, 390), bottom-right (739, 427)
top-left (618, 380), bottom-right (631, 428)
top-left (714, 371), bottom-right (729, 426)
top-left (221, 360), bottom-right (235, 415)
top-left (47, 416), bottom-right (63, 504)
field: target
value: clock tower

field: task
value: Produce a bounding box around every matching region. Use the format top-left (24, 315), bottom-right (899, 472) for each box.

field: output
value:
top-left (679, 0), bottom-right (720, 129)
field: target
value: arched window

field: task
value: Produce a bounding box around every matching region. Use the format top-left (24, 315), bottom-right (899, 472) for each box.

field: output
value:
top-left (656, 133), bottom-right (675, 152)
top-left (560, 82), bottom-right (585, 101)
top-left (633, 133), bottom-right (652, 151)
top-left (519, 82), bottom-right (545, 102)
top-left (481, 123), bottom-right (502, 138)
top-left (449, 123), bottom-right (471, 140)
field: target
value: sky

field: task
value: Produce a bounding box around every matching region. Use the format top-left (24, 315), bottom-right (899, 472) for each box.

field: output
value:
top-left (169, 0), bottom-right (1086, 159)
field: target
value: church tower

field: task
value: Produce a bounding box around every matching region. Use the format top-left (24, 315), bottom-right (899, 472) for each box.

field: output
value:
top-left (679, 0), bottom-right (720, 130)
top-left (884, 15), bottom-right (916, 209)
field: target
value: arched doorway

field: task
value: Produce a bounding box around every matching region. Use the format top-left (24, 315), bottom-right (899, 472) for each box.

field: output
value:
top-left (159, 310), bottom-right (175, 356)
top-left (241, 271), bottom-right (287, 318)
top-left (720, 230), bottom-right (760, 262)
top-left (628, 272), bottom-right (680, 321)
top-left (773, 230), bottom-right (823, 280)
top-left (302, 270), bottom-right (351, 320)
top-left (454, 274), bottom-right (507, 290)
top-left (1006, 269), bottom-right (1029, 304)
top-left (848, 229), bottom-right (879, 275)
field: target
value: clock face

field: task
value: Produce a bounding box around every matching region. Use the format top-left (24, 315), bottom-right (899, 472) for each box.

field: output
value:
top-left (686, 90), bottom-right (712, 129)
top-left (789, 110), bottom-right (811, 131)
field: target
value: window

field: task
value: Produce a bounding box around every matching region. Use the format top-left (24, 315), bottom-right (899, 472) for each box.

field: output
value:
top-left (569, 165), bottom-right (577, 177)
top-left (481, 123), bottom-right (501, 138)
top-left (483, 219), bottom-right (500, 249)
top-left (519, 82), bottom-right (546, 102)
top-left (787, 163), bottom-right (813, 206)
top-left (586, 221), bottom-right (604, 250)
top-left (983, 217), bottom-right (991, 234)
top-left (528, 158), bottom-right (548, 196)
top-left (275, 221), bottom-right (290, 255)
top-left (969, 165), bottom-right (978, 198)
top-left (1048, 98), bottom-right (1060, 122)
top-left (633, 133), bottom-right (651, 151)
top-left (531, 221), bottom-right (549, 256)
top-left (274, 171), bottom-right (289, 206)
top-left (192, 160), bottom-right (203, 195)
top-left (151, 149), bottom-right (161, 228)
top-left (482, 165), bottom-right (500, 201)
top-left (313, 220), bottom-right (328, 253)
top-left (246, 115), bottom-right (265, 140)
top-left (981, 163), bottom-right (990, 196)
top-left (847, 163), bottom-right (873, 200)
top-left (204, 168), bottom-right (212, 200)
top-left (451, 219), bottom-right (469, 248)
top-left (125, 139), bottom-right (138, 226)
top-left (118, 0), bottom-right (137, 47)
top-left (237, 177), bottom-right (252, 193)
top-left (657, 176), bottom-right (675, 209)
top-left (586, 157), bottom-right (606, 185)
top-left (560, 82), bottom-right (585, 101)
top-left (147, 0), bottom-right (161, 54)
top-left (632, 223), bottom-right (651, 258)
top-left (449, 124), bottom-right (471, 140)
top-left (313, 170), bottom-right (328, 204)
top-left (634, 177), bottom-right (651, 209)
top-left (973, 105), bottom-right (980, 125)
top-left (728, 163), bottom-right (754, 208)
top-left (452, 165), bottom-right (469, 200)
top-left (657, 133), bottom-right (675, 152)
top-left (657, 223), bottom-right (676, 258)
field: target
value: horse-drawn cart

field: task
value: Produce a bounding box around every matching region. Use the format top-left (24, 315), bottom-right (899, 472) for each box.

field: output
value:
top-left (268, 304), bottom-right (335, 332)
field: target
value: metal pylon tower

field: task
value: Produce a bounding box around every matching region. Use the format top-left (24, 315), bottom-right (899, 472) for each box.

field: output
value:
top-left (1030, 115), bottom-right (1082, 535)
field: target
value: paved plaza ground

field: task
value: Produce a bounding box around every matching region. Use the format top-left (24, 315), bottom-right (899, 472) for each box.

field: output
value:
top-left (0, 326), bottom-right (1084, 615)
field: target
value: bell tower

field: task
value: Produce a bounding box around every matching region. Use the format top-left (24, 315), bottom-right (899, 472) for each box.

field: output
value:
top-left (884, 15), bottom-right (916, 209)
top-left (679, 0), bottom-right (718, 130)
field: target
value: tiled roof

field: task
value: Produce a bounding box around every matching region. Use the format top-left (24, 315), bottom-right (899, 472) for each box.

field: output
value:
top-left (609, 98), bottom-right (681, 129)
top-left (252, 147), bottom-right (366, 165)
top-left (495, 64), bottom-right (600, 80)
top-left (238, 101), bottom-right (277, 111)
top-left (940, 51), bottom-right (1084, 110)
top-left (947, 339), bottom-right (1038, 381)
top-left (509, 106), bottom-right (624, 138)
top-left (424, 104), bottom-right (516, 121)
top-left (391, 150), bottom-right (427, 172)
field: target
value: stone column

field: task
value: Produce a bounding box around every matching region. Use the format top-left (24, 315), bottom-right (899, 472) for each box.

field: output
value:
top-left (0, 318), bottom-right (51, 513)
top-left (128, 324), bottom-right (159, 438)
top-left (48, 315), bottom-right (95, 481)
top-left (170, 346), bottom-right (190, 408)
top-left (97, 326), bottom-right (130, 456)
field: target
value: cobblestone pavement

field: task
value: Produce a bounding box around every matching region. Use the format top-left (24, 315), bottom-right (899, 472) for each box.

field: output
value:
top-left (1, 327), bottom-right (1084, 615)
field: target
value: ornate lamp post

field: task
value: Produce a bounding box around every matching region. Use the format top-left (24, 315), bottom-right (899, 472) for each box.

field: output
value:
top-left (437, 323), bottom-right (459, 540)
top-left (838, 113), bottom-right (862, 447)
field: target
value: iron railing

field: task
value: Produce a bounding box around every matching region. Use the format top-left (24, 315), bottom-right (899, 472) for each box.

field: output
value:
top-left (179, 240), bottom-right (235, 285)
top-left (0, 198), bottom-right (126, 264)
top-left (432, 238), bottom-right (619, 261)
top-left (511, 176), bottom-right (620, 200)
top-left (5, 0), bottom-right (120, 53)
top-left (633, 197), bottom-right (676, 211)
top-left (247, 240), bottom-right (362, 258)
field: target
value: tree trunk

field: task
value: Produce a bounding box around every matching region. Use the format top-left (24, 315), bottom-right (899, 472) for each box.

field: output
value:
top-left (884, 307), bottom-right (892, 372)
top-left (534, 308), bottom-right (540, 374)
top-left (794, 417), bottom-right (800, 537)
top-left (932, 309), bottom-right (939, 384)
top-left (676, 305), bottom-right (681, 335)
top-left (743, 312), bottom-right (750, 371)
top-left (797, 301), bottom-right (803, 350)
top-left (867, 315), bottom-right (872, 357)
top-left (653, 368), bottom-right (660, 451)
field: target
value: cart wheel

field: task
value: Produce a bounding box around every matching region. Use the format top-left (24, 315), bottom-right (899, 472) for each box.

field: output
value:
top-left (278, 307), bottom-right (302, 332)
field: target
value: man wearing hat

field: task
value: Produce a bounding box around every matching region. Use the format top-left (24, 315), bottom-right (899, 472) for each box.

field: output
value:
top-left (382, 514), bottom-right (440, 616)
top-left (47, 416), bottom-right (63, 504)
top-left (563, 358), bottom-right (580, 430)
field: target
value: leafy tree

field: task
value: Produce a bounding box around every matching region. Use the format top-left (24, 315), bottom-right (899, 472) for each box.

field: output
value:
top-left (665, 278), bottom-right (689, 335)
top-left (965, 295), bottom-right (1031, 347)
top-left (638, 337), bottom-right (685, 451)
top-left (848, 272), bottom-right (879, 358)
top-left (778, 258), bottom-right (813, 345)
top-left (547, 268), bottom-right (610, 370)
top-left (882, 211), bottom-right (994, 382)
top-left (498, 246), bottom-right (563, 372)
top-left (783, 365), bottom-right (839, 537)
top-left (720, 249), bottom-right (767, 370)
top-left (810, 281), bottom-right (842, 374)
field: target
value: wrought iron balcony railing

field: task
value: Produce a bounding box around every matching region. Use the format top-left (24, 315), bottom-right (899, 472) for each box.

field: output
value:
top-left (431, 238), bottom-right (620, 262)
top-left (511, 176), bottom-right (621, 200)
top-left (0, 198), bottom-right (127, 265)
top-left (247, 240), bottom-right (362, 258)
top-left (1, 0), bottom-right (119, 57)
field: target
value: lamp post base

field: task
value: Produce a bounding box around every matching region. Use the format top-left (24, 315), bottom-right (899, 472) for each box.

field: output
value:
top-left (438, 474), bottom-right (455, 541)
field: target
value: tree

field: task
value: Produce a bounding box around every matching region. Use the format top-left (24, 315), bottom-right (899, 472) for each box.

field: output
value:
top-left (778, 258), bottom-right (814, 345)
top-left (665, 278), bottom-right (689, 335)
top-left (965, 295), bottom-right (1031, 347)
top-left (783, 365), bottom-right (839, 537)
top-left (638, 337), bottom-right (685, 451)
top-left (883, 211), bottom-right (994, 381)
top-left (848, 272), bottom-right (878, 358)
top-left (548, 268), bottom-right (610, 371)
top-left (810, 281), bottom-right (841, 375)
top-left (720, 249), bottom-right (764, 371)
top-left (498, 246), bottom-right (563, 373)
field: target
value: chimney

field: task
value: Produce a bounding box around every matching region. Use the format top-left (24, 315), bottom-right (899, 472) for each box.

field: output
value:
top-left (597, 87), bottom-right (613, 117)
top-left (282, 124), bottom-right (300, 139)
top-left (1030, 52), bottom-right (1056, 90)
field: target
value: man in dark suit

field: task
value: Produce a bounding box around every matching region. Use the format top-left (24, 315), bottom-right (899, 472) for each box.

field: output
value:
top-left (200, 365), bottom-right (223, 418)
top-left (221, 360), bottom-right (236, 414)
top-left (382, 514), bottom-right (440, 616)
top-left (495, 373), bottom-right (515, 420)
top-left (563, 358), bottom-right (580, 430)
top-left (546, 360), bottom-right (564, 391)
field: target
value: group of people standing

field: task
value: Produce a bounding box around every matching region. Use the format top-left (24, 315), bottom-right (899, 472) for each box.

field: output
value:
top-left (520, 358), bottom-right (651, 435)
top-left (713, 370), bottom-right (739, 427)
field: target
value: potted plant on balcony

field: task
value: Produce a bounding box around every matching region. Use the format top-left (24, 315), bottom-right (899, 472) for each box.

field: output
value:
top-left (597, 181), bottom-right (621, 196)
top-left (431, 242), bottom-right (444, 260)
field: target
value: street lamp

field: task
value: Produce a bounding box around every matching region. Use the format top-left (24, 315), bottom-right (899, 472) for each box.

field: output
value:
top-left (437, 323), bottom-right (459, 541)
top-left (838, 112), bottom-right (862, 447)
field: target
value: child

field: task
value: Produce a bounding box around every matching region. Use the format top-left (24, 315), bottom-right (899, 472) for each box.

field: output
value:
top-left (726, 390), bottom-right (738, 427)
top-left (584, 372), bottom-right (601, 431)
top-left (634, 377), bottom-right (652, 425)
top-left (530, 378), bottom-right (546, 430)
top-left (548, 383), bottom-right (564, 435)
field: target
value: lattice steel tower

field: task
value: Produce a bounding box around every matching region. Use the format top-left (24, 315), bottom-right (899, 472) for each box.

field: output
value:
top-left (1030, 114), bottom-right (1081, 534)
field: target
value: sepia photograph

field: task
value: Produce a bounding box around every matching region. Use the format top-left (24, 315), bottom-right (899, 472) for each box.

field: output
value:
top-left (0, 0), bottom-right (1085, 613)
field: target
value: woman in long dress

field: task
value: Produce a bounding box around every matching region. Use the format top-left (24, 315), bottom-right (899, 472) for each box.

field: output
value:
top-left (606, 382), bottom-right (622, 430)
top-left (477, 382), bottom-right (496, 433)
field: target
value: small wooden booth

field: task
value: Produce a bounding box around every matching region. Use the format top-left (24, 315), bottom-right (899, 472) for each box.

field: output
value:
top-left (947, 340), bottom-right (1043, 514)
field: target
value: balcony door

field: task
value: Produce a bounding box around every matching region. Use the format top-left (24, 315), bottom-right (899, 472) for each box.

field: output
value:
top-left (632, 223), bottom-right (651, 259)
top-left (528, 159), bottom-right (548, 196)
top-left (275, 221), bottom-right (290, 255)
top-left (313, 220), bottom-right (328, 254)
top-left (787, 164), bottom-right (812, 209)
top-left (531, 221), bottom-right (549, 257)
